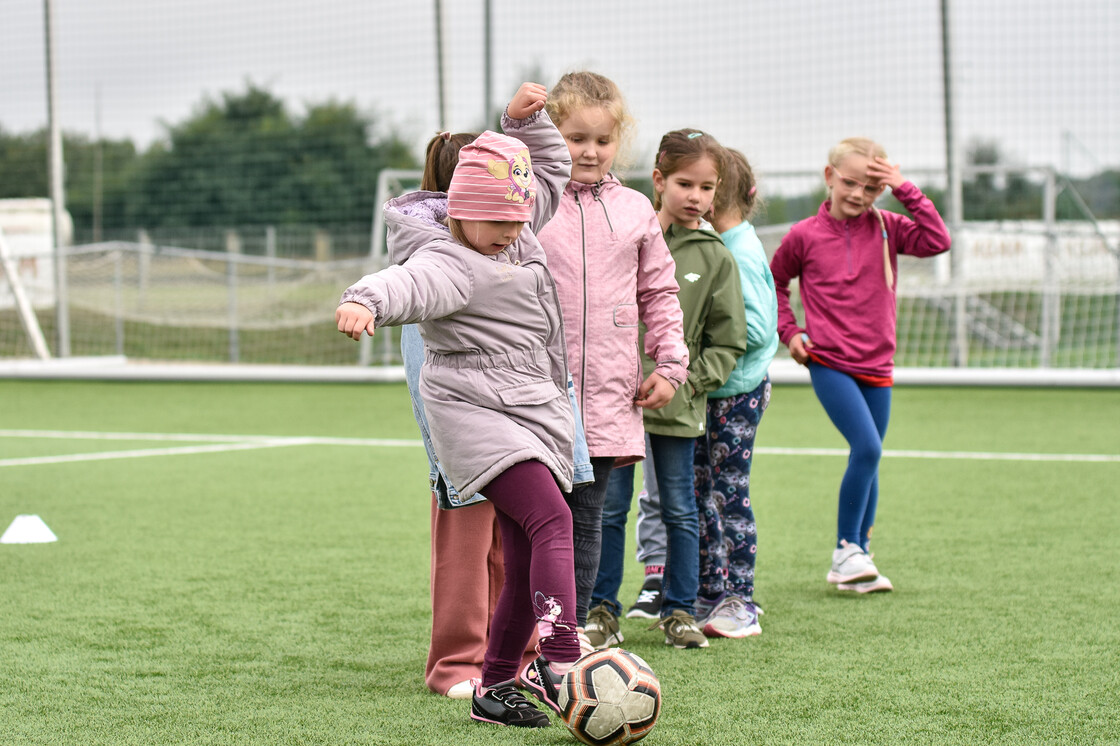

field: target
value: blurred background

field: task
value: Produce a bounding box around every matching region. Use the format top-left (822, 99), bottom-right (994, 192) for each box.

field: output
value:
top-left (1, 1), bottom-right (1117, 375)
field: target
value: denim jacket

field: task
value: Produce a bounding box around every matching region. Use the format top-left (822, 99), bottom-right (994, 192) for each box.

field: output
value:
top-left (402, 324), bottom-right (594, 509)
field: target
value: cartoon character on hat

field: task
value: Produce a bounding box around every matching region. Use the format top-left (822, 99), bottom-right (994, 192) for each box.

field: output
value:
top-left (487, 148), bottom-right (535, 204)
top-left (447, 131), bottom-right (537, 223)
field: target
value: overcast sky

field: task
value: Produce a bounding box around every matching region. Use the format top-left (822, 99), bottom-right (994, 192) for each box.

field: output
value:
top-left (2, 1), bottom-right (1117, 187)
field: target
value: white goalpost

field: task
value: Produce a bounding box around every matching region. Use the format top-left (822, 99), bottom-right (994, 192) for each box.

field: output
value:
top-left (0, 225), bottom-right (51, 360)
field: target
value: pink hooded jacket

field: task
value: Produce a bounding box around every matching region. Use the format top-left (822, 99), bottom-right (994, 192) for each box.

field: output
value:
top-left (770, 181), bottom-right (951, 379)
top-left (538, 175), bottom-right (688, 464)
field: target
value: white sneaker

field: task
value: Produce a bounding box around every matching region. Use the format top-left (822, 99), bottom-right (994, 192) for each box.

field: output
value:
top-left (701, 595), bottom-right (763, 638)
top-left (446, 677), bottom-right (480, 699)
top-left (837, 574), bottom-right (894, 593)
top-left (826, 540), bottom-right (879, 584)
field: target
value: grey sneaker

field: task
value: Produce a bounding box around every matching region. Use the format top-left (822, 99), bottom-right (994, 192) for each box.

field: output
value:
top-left (837, 574), bottom-right (894, 593)
top-left (649, 609), bottom-right (709, 649)
top-left (584, 603), bottom-right (624, 650)
top-left (625, 576), bottom-right (663, 619)
top-left (826, 540), bottom-right (879, 584)
top-left (701, 595), bottom-right (763, 638)
top-left (694, 595), bottom-right (718, 624)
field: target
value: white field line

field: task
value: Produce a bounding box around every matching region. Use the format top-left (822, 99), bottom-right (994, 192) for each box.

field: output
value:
top-left (0, 430), bottom-right (420, 468)
top-left (758, 446), bottom-right (1120, 463)
top-left (0, 440), bottom-right (308, 467)
top-left (0, 429), bottom-right (1117, 468)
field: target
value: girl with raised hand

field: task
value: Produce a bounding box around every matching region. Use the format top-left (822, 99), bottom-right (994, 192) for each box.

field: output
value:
top-left (770, 136), bottom-right (951, 593)
top-left (528, 72), bottom-right (688, 661)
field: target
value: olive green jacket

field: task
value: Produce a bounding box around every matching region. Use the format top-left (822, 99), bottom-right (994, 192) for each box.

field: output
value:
top-left (640, 223), bottom-right (747, 437)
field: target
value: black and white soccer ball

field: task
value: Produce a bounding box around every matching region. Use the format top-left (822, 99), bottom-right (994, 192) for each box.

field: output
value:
top-left (558, 648), bottom-right (661, 745)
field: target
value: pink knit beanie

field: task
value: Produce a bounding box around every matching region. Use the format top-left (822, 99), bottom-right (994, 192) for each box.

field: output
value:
top-left (447, 131), bottom-right (536, 222)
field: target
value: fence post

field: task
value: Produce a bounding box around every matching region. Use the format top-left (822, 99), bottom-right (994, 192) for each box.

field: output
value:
top-left (266, 225), bottom-right (276, 290)
top-left (1039, 168), bottom-right (1059, 368)
top-left (137, 229), bottom-right (152, 309)
top-left (113, 248), bottom-right (124, 355)
top-left (226, 229), bottom-right (241, 363)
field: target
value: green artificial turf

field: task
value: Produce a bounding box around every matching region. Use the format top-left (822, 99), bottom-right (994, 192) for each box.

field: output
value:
top-left (1, 381), bottom-right (1118, 745)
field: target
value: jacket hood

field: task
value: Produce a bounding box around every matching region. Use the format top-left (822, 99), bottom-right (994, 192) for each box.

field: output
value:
top-left (663, 221), bottom-right (723, 251)
top-left (565, 173), bottom-right (622, 195)
top-left (384, 191), bottom-right (452, 264)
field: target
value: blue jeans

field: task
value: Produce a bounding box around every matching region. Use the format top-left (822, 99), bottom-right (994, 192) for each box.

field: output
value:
top-left (592, 432), bottom-right (699, 617)
top-left (402, 324), bottom-right (594, 509)
top-left (809, 363), bottom-right (891, 550)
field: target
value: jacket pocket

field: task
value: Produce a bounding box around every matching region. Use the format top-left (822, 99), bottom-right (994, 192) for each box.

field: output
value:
top-left (612, 303), bottom-right (639, 328)
top-left (495, 379), bottom-right (562, 406)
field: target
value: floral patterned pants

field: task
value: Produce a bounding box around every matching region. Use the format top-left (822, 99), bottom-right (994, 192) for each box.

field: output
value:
top-left (693, 376), bottom-right (770, 602)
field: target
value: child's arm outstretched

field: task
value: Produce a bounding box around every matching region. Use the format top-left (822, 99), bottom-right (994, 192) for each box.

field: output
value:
top-left (337, 302), bottom-right (376, 340)
top-left (507, 82), bottom-right (547, 120)
top-left (336, 251), bottom-right (473, 340)
top-left (501, 83), bottom-right (571, 233)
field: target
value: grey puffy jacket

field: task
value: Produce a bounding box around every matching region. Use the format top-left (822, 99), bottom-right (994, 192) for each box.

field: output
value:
top-left (340, 110), bottom-right (574, 500)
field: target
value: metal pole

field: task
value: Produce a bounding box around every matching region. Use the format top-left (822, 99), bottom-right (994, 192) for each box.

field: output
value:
top-left (483, 0), bottom-right (492, 127)
top-left (1040, 168), bottom-right (1059, 368)
top-left (94, 83), bottom-right (103, 243)
top-left (434, 0), bottom-right (447, 130)
top-left (113, 250), bottom-right (124, 355)
top-left (44, 0), bottom-right (71, 356)
top-left (226, 230), bottom-right (240, 363)
top-left (941, 0), bottom-right (966, 366)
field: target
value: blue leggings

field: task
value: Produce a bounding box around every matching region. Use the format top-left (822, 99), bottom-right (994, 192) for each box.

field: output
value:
top-left (808, 363), bottom-right (891, 551)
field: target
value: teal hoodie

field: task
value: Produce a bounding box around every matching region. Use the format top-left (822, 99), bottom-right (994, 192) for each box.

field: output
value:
top-left (640, 223), bottom-right (747, 437)
top-left (711, 220), bottom-right (779, 397)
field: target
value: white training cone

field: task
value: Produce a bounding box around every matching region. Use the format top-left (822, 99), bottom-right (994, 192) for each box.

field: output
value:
top-left (1, 514), bottom-right (58, 544)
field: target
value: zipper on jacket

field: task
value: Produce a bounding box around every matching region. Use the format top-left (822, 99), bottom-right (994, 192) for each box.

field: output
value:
top-left (573, 190), bottom-right (590, 423)
top-left (591, 182), bottom-right (615, 233)
top-left (844, 223), bottom-right (854, 277)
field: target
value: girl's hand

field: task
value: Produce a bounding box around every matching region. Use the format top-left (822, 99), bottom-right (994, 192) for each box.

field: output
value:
top-left (507, 83), bottom-right (547, 120)
top-left (867, 157), bottom-right (905, 190)
top-left (788, 332), bottom-right (813, 366)
top-left (634, 372), bottom-right (675, 410)
top-left (336, 302), bottom-right (376, 340)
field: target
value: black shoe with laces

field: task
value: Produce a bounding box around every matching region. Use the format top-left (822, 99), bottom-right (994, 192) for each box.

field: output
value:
top-left (470, 680), bottom-right (551, 728)
top-left (519, 655), bottom-right (564, 715)
top-left (625, 575), bottom-right (663, 619)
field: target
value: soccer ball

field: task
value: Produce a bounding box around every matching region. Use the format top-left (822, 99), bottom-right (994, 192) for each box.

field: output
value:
top-left (558, 648), bottom-right (661, 745)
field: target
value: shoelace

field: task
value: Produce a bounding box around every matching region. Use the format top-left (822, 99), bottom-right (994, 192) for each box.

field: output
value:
top-left (587, 608), bottom-right (615, 630)
top-left (647, 613), bottom-right (699, 634)
top-left (635, 589), bottom-right (659, 604)
top-left (716, 596), bottom-right (748, 618)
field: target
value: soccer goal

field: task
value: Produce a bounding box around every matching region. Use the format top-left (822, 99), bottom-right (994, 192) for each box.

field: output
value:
top-left (1, 169), bottom-right (1117, 385)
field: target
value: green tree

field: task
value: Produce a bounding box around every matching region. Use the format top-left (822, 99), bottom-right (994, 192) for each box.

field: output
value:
top-left (0, 127), bottom-right (140, 240)
top-left (0, 127), bottom-right (49, 198)
top-left (125, 82), bottom-right (417, 228)
top-left (962, 139), bottom-right (1042, 220)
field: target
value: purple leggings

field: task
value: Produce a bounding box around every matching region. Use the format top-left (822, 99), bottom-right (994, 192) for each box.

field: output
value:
top-left (480, 460), bottom-right (580, 685)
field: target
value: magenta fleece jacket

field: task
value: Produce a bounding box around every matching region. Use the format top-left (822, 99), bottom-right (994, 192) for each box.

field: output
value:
top-left (769, 181), bottom-right (951, 379)
top-left (537, 175), bottom-right (688, 464)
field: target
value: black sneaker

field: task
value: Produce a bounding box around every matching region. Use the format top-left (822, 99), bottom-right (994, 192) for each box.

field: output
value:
top-left (470, 680), bottom-right (550, 728)
top-left (519, 656), bottom-right (564, 715)
top-left (625, 575), bottom-right (663, 619)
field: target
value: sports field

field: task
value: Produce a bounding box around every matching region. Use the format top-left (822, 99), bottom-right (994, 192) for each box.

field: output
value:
top-left (2, 380), bottom-right (1118, 745)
